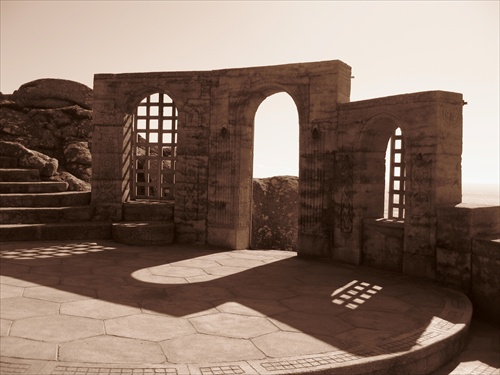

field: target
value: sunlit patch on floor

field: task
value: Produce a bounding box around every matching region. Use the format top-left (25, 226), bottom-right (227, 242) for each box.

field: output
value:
top-left (331, 280), bottom-right (382, 309)
top-left (0, 242), bottom-right (115, 259)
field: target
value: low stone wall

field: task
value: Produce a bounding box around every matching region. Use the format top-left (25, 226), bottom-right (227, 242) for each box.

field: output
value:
top-left (437, 204), bottom-right (500, 325)
top-left (362, 218), bottom-right (404, 272)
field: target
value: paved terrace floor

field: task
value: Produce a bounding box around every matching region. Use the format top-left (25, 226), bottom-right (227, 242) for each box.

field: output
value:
top-left (0, 240), bottom-right (494, 375)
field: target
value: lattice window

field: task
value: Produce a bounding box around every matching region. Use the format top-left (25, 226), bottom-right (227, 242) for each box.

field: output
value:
top-left (387, 128), bottom-right (406, 219)
top-left (131, 93), bottom-right (177, 200)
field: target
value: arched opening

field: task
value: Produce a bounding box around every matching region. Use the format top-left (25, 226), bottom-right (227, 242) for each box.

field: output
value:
top-left (253, 92), bottom-right (299, 178)
top-left (131, 93), bottom-right (178, 201)
top-left (384, 127), bottom-right (406, 220)
top-left (251, 92), bottom-right (300, 250)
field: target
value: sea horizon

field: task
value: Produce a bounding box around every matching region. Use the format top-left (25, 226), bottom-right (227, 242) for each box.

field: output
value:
top-left (462, 182), bottom-right (500, 206)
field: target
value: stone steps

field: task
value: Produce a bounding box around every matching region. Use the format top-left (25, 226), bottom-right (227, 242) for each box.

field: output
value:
top-left (0, 222), bottom-right (112, 241)
top-left (0, 156), bottom-right (18, 168)
top-left (0, 168), bottom-right (40, 182)
top-left (0, 161), bottom-right (111, 242)
top-left (0, 191), bottom-right (91, 207)
top-left (0, 181), bottom-right (69, 194)
top-left (0, 206), bottom-right (94, 224)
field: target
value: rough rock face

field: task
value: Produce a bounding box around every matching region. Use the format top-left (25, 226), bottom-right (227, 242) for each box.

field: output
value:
top-left (252, 176), bottom-right (299, 251)
top-left (0, 79), bottom-right (93, 190)
top-left (11, 78), bottom-right (92, 110)
top-left (0, 141), bottom-right (58, 177)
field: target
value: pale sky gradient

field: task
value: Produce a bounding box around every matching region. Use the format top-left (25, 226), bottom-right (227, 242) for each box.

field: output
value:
top-left (1, 1), bottom-right (499, 185)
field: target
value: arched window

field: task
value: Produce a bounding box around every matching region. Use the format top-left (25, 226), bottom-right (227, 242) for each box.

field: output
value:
top-left (385, 128), bottom-right (406, 219)
top-left (131, 93), bottom-right (177, 200)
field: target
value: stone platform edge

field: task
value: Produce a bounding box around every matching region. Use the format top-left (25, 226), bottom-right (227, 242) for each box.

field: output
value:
top-left (0, 290), bottom-right (472, 375)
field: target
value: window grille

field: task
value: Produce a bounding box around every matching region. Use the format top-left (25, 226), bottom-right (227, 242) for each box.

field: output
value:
top-left (131, 93), bottom-right (177, 200)
top-left (387, 128), bottom-right (406, 220)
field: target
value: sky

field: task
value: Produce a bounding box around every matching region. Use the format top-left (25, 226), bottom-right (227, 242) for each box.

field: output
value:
top-left (1, 0), bottom-right (499, 186)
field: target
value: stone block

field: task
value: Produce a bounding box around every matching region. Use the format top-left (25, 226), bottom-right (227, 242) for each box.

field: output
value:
top-left (362, 219), bottom-right (404, 272)
top-left (436, 247), bottom-right (471, 291)
top-left (403, 252), bottom-right (436, 280)
top-left (112, 221), bottom-right (174, 246)
top-left (471, 236), bottom-right (500, 324)
top-left (437, 205), bottom-right (500, 252)
top-left (122, 201), bottom-right (174, 221)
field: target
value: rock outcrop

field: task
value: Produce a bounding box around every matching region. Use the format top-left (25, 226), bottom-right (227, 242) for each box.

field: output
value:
top-left (0, 79), bottom-right (93, 190)
top-left (11, 78), bottom-right (92, 110)
top-left (252, 176), bottom-right (299, 251)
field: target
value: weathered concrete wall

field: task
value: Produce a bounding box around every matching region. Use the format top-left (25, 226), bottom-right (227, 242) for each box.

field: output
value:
top-left (92, 61), bottom-right (484, 291)
top-left (436, 204), bottom-right (500, 323)
top-left (92, 60), bottom-right (352, 251)
top-left (471, 236), bottom-right (500, 324)
top-left (362, 219), bottom-right (404, 272)
top-left (337, 91), bottom-right (464, 278)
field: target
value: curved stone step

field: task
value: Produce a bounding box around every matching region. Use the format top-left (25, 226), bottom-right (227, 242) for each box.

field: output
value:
top-left (112, 221), bottom-right (174, 246)
top-left (0, 222), bottom-right (112, 241)
top-left (0, 168), bottom-right (40, 182)
top-left (0, 206), bottom-right (94, 224)
top-left (0, 181), bottom-right (68, 194)
top-left (0, 191), bottom-right (91, 207)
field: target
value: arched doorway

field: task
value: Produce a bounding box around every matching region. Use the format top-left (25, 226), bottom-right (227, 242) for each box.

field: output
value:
top-left (251, 92), bottom-right (300, 250)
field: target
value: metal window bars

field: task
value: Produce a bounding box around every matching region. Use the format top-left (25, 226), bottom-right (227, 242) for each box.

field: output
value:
top-left (131, 93), bottom-right (177, 200)
top-left (388, 128), bottom-right (406, 220)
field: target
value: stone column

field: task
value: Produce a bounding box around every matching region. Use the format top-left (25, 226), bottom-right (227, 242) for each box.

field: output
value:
top-left (91, 76), bottom-right (130, 221)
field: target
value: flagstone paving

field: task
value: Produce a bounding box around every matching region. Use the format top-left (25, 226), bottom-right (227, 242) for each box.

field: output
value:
top-left (0, 240), bottom-right (493, 375)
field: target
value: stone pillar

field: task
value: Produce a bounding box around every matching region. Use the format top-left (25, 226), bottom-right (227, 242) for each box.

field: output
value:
top-left (298, 63), bottom-right (352, 258)
top-left (91, 77), bottom-right (130, 221)
top-left (403, 92), bottom-right (463, 279)
top-left (174, 100), bottom-right (210, 244)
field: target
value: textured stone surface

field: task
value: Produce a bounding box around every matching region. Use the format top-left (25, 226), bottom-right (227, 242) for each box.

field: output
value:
top-left (1, 84), bottom-right (92, 190)
top-left (252, 176), bottom-right (299, 251)
top-left (10, 315), bottom-right (103, 342)
top-left (0, 297), bottom-right (59, 320)
top-left (11, 78), bottom-right (92, 110)
top-left (105, 314), bottom-right (195, 341)
top-left (61, 299), bottom-right (141, 319)
top-left (0, 141), bottom-right (58, 177)
top-left (160, 334), bottom-right (266, 363)
top-left (59, 336), bottom-right (166, 363)
top-left (0, 240), bottom-right (474, 374)
top-left (190, 313), bottom-right (278, 338)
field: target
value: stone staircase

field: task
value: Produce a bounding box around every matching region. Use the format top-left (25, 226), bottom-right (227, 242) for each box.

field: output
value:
top-left (0, 156), bottom-right (112, 241)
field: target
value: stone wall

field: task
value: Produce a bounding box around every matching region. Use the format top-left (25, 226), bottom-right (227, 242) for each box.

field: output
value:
top-left (91, 60), bottom-right (352, 250)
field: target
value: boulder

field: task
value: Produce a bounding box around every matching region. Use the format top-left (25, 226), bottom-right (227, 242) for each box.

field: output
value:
top-left (252, 176), bottom-right (299, 251)
top-left (63, 141), bottom-right (92, 181)
top-left (50, 170), bottom-right (90, 191)
top-left (11, 79), bottom-right (92, 110)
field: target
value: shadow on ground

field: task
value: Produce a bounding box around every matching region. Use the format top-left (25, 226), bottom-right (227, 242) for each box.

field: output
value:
top-left (0, 240), bottom-right (470, 363)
